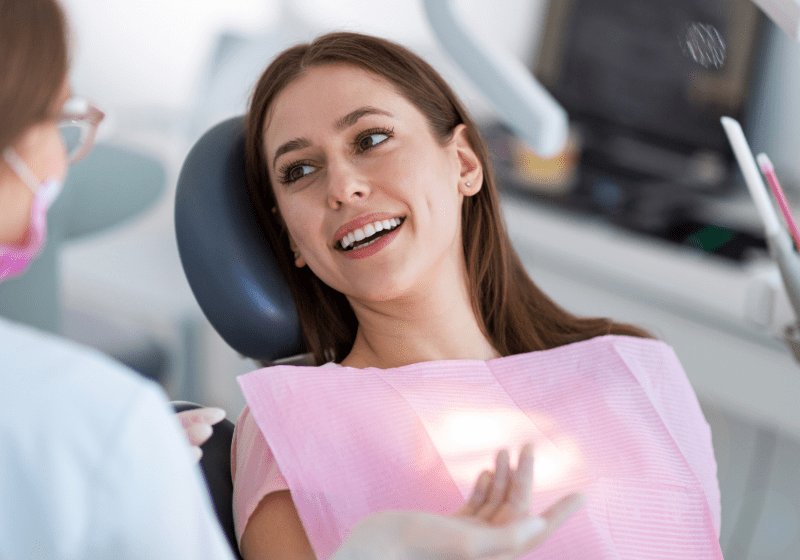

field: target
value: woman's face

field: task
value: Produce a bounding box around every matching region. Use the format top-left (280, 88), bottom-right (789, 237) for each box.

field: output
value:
top-left (0, 80), bottom-right (70, 245)
top-left (264, 64), bottom-right (481, 303)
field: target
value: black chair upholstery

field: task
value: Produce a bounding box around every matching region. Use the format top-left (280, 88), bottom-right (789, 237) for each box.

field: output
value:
top-left (172, 401), bottom-right (243, 560)
top-left (174, 116), bottom-right (304, 363)
top-left (174, 117), bottom-right (314, 559)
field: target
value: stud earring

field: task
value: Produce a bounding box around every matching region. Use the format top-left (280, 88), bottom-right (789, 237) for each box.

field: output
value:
top-left (466, 182), bottom-right (471, 187)
top-left (293, 251), bottom-right (301, 260)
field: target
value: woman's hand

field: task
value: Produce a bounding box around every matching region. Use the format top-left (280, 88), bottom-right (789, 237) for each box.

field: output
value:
top-left (333, 443), bottom-right (586, 560)
top-left (176, 407), bottom-right (226, 462)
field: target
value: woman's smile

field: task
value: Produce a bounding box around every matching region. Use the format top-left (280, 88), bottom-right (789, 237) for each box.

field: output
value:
top-left (335, 215), bottom-right (405, 251)
top-left (337, 217), bottom-right (405, 260)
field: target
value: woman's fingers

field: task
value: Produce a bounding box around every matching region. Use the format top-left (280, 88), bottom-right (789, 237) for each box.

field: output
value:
top-left (176, 407), bottom-right (226, 453)
top-left (189, 444), bottom-right (204, 462)
top-left (178, 407), bottom-right (226, 429)
top-left (485, 443), bottom-right (534, 525)
top-left (457, 470), bottom-right (493, 516)
top-left (475, 448), bottom-right (511, 520)
top-left (185, 421), bottom-right (213, 447)
top-left (509, 443), bottom-right (534, 512)
top-left (458, 444), bottom-right (535, 522)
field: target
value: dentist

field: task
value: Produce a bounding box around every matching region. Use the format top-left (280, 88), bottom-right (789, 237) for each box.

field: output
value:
top-left (0, 1), bottom-right (237, 556)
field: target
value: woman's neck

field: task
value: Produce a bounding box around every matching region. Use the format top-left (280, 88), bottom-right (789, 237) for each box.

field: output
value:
top-left (340, 267), bottom-right (499, 369)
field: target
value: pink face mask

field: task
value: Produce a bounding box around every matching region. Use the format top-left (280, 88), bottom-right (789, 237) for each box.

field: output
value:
top-left (0, 148), bottom-right (63, 282)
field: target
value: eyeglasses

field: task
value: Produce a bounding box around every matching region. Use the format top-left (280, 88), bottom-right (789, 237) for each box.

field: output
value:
top-left (57, 97), bottom-right (105, 164)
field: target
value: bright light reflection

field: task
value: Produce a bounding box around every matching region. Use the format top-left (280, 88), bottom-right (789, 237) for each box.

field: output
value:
top-left (440, 412), bottom-right (504, 450)
top-left (425, 407), bottom-right (584, 497)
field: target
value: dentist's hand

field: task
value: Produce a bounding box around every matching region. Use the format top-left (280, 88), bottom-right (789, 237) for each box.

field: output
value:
top-left (176, 407), bottom-right (226, 462)
top-left (332, 444), bottom-right (586, 560)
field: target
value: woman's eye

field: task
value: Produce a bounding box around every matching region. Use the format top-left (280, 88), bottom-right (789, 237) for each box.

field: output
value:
top-left (358, 133), bottom-right (389, 151)
top-left (288, 164), bottom-right (315, 182)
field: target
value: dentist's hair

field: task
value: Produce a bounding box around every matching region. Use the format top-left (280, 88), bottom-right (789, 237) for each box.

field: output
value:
top-left (245, 32), bottom-right (652, 365)
top-left (0, 0), bottom-right (69, 153)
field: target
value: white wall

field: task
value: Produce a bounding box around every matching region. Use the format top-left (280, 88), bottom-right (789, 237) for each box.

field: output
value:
top-left (62, 0), bottom-right (280, 112)
top-left (61, 0), bottom-right (547, 127)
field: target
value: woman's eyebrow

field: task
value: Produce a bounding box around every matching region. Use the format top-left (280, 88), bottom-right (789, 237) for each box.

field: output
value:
top-left (273, 138), bottom-right (311, 169)
top-left (334, 106), bottom-right (394, 132)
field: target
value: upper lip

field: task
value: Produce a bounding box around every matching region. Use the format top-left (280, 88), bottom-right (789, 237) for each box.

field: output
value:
top-left (333, 213), bottom-right (405, 244)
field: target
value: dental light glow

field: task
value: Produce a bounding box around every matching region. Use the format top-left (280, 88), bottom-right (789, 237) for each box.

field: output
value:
top-left (424, 406), bottom-right (584, 498)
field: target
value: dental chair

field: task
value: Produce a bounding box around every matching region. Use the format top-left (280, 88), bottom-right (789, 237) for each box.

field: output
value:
top-left (173, 116), bottom-right (307, 559)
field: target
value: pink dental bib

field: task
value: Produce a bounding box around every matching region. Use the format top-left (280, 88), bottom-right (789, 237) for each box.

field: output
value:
top-left (238, 335), bottom-right (722, 559)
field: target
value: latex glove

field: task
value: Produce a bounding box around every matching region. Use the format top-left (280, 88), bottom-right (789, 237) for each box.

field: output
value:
top-left (332, 443), bottom-right (586, 560)
top-left (176, 407), bottom-right (226, 462)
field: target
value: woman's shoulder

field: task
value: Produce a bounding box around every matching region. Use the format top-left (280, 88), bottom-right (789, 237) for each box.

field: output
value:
top-left (494, 334), bottom-right (681, 388)
top-left (500, 334), bottom-right (673, 364)
top-left (581, 333), bottom-right (672, 355)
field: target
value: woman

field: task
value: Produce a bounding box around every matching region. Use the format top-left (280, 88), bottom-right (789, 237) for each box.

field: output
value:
top-left (0, 2), bottom-right (577, 559)
top-left (233, 32), bottom-right (723, 559)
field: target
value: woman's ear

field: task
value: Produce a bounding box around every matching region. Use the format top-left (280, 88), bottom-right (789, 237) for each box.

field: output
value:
top-left (274, 205), bottom-right (306, 267)
top-left (287, 234), bottom-right (306, 268)
top-left (452, 124), bottom-right (483, 197)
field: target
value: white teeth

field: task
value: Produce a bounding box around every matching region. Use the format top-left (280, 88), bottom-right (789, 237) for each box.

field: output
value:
top-left (339, 217), bottom-right (404, 251)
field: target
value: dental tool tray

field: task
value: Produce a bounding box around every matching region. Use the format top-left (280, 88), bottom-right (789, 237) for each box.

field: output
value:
top-left (491, 0), bottom-right (769, 263)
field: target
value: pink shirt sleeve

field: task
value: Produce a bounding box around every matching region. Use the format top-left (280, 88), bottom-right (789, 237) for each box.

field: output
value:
top-left (230, 405), bottom-right (289, 548)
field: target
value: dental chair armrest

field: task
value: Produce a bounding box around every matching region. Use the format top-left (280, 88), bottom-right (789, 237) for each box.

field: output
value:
top-left (172, 401), bottom-right (242, 560)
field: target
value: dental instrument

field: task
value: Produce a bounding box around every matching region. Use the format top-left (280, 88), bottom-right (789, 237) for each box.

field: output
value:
top-left (721, 116), bottom-right (800, 363)
top-left (757, 153), bottom-right (800, 251)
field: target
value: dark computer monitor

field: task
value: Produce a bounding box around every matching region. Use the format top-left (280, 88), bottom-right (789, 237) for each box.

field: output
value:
top-left (491, 0), bottom-right (768, 260)
top-left (534, 0), bottom-right (763, 166)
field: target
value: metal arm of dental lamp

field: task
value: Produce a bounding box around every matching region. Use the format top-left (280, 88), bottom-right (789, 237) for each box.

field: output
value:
top-left (421, 0), bottom-right (569, 158)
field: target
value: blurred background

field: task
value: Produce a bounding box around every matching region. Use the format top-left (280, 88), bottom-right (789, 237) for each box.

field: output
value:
top-left (1, 0), bottom-right (799, 556)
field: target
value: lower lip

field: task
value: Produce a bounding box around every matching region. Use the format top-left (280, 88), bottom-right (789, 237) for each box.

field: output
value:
top-left (339, 224), bottom-right (402, 260)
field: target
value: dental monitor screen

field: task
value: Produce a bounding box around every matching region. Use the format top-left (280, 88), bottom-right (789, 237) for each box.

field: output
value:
top-left (533, 0), bottom-right (764, 190)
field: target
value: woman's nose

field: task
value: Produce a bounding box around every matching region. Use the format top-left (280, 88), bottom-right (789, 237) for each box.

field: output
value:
top-left (326, 160), bottom-right (371, 209)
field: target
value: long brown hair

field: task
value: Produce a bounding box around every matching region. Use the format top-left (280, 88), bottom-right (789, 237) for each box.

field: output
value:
top-left (245, 32), bottom-right (652, 365)
top-left (0, 0), bottom-right (69, 153)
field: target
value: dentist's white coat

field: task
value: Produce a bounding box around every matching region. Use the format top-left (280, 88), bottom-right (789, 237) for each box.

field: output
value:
top-left (0, 316), bottom-right (235, 560)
